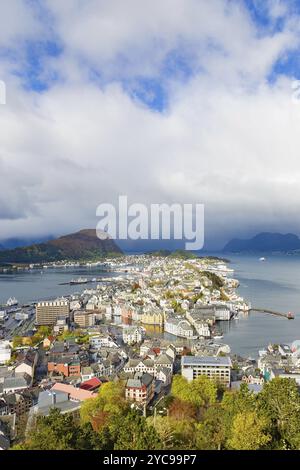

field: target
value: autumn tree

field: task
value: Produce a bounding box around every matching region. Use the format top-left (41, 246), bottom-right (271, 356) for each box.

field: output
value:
top-left (228, 411), bottom-right (271, 450)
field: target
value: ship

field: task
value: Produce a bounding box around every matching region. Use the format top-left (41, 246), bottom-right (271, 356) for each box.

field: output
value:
top-left (70, 277), bottom-right (88, 285)
top-left (6, 297), bottom-right (18, 307)
top-left (259, 257), bottom-right (266, 262)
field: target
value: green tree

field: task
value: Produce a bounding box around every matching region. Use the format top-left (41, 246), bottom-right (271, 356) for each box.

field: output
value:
top-left (112, 411), bottom-right (162, 450)
top-left (16, 408), bottom-right (100, 450)
top-left (257, 377), bottom-right (300, 449)
top-left (228, 411), bottom-right (271, 450)
top-left (171, 375), bottom-right (217, 409)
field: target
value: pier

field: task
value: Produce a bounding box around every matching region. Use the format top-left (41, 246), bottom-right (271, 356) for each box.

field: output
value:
top-left (250, 308), bottom-right (294, 320)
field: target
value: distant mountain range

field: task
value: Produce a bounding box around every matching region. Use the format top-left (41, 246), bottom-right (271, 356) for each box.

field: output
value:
top-left (0, 236), bottom-right (54, 251)
top-left (223, 232), bottom-right (300, 253)
top-left (0, 229), bottom-right (122, 264)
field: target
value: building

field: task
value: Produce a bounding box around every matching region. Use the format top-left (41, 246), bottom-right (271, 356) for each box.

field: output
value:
top-left (0, 341), bottom-right (11, 365)
top-left (2, 373), bottom-right (32, 394)
top-left (74, 311), bottom-right (95, 328)
top-left (214, 304), bottom-right (232, 321)
top-left (164, 317), bottom-right (195, 338)
top-left (50, 383), bottom-right (97, 401)
top-left (181, 356), bottom-right (232, 387)
top-left (125, 373), bottom-right (155, 405)
top-left (122, 326), bottom-right (145, 345)
top-left (36, 298), bottom-right (70, 326)
top-left (53, 316), bottom-right (69, 334)
top-left (14, 350), bottom-right (38, 380)
top-left (141, 311), bottom-right (164, 326)
top-left (47, 356), bottom-right (81, 377)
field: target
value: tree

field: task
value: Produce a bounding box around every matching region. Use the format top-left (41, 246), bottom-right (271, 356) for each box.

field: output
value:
top-left (147, 416), bottom-right (176, 449)
top-left (80, 381), bottom-right (127, 425)
top-left (17, 408), bottom-right (97, 450)
top-left (228, 411), bottom-right (271, 450)
top-left (168, 398), bottom-right (197, 421)
top-left (171, 375), bottom-right (217, 409)
top-left (257, 377), bottom-right (300, 449)
top-left (195, 405), bottom-right (227, 450)
top-left (112, 411), bottom-right (162, 450)
top-left (12, 336), bottom-right (23, 348)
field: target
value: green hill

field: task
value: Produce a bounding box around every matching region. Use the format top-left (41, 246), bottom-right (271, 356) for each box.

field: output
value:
top-left (0, 229), bottom-right (122, 264)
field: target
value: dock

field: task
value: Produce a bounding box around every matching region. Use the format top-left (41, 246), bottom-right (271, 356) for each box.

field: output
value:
top-left (250, 308), bottom-right (294, 320)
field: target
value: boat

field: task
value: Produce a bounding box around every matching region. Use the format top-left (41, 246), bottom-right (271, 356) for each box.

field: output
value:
top-left (259, 257), bottom-right (266, 262)
top-left (6, 297), bottom-right (18, 307)
top-left (70, 277), bottom-right (88, 285)
top-left (287, 312), bottom-right (295, 320)
top-left (213, 335), bottom-right (224, 340)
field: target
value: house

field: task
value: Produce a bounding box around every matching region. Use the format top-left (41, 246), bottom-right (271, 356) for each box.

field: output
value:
top-left (164, 317), bottom-right (195, 338)
top-left (47, 356), bottom-right (81, 377)
top-left (28, 390), bottom-right (81, 421)
top-left (125, 373), bottom-right (155, 405)
top-left (155, 367), bottom-right (172, 386)
top-left (43, 336), bottom-right (55, 349)
top-left (50, 383), bottom-right (97, 401)
top-left (141, 311), bottom-right (164, 326)
top-left (0, 341), bottom-right (11, 365)
top-left (122, 326), bottom-right (145, 345)
top-left (89, 335), bottom-right (118, 349)
top-left (14, 350), bottom-right (38, 380)
top-left (124, 359), bottom-right (155, 376)
top-left (80, 377), bottom-right (102, 392)
top-left (53, 316), bottom-right (69, 334)
top-left (0, 390), bottom-right (38, 417)
top-left (2, 373), bottom-right (32, 394)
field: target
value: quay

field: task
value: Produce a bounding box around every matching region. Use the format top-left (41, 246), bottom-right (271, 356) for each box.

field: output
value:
top-left (250, 308), bottom-right (294, 320)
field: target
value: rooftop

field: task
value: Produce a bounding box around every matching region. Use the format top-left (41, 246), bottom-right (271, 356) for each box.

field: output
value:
top-left (181, 355), bottom-right (232, 367)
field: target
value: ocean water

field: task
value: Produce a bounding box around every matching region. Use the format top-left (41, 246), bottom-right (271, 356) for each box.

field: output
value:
top-left (0, 255), bottom-right (300, 356)
top-left (217, 254), bottom-right (300, 356)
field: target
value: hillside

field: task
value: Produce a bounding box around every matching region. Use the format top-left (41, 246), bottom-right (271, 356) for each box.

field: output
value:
top-left (0, 229), bottom-right (122, 263)
top-left (223, 232), bottom-right (300, 253)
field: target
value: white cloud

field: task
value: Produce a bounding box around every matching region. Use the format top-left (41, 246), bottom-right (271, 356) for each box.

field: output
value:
top-left (0, 0), bottom-right (300, 248)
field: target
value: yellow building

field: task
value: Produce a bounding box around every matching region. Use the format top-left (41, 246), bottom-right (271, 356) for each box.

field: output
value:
top-left (141, 311), bottom-right (164, 326)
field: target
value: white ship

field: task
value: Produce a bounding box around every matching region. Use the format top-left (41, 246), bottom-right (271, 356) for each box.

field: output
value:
top-left (259, 257), bottom-right (266, 262)
top-left (70, 277), bottom-right (88, 285)
top-left (6, 297), bottom-right (19, 307)
top-left (213, 334), bottom-right (224, 340)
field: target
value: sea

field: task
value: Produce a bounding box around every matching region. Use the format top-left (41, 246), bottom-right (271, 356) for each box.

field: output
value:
top-left (0, 254), bottom-right (300, 357)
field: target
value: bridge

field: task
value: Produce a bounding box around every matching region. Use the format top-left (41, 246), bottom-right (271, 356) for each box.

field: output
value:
top-left (250, 308), bottom-right (294, 320)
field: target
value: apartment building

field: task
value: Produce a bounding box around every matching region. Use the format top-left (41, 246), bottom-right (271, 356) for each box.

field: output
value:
top-left (125, 372), bottom-right (155, 405)
top-left (181, 356), bottom-right (232, 387)
top-left (74, 311), bottom-right (95, 328)
top-left (36, 298), bottom-right (70, 325)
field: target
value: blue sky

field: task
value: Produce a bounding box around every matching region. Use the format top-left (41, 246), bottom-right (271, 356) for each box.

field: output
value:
top-left (1, 0), bottom-right (300, 249)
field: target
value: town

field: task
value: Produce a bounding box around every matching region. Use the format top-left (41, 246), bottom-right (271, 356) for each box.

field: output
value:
top-left (0, 254), bottom-right (300, 450)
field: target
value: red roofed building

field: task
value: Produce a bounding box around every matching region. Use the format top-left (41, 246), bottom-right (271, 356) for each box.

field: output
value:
top-left (80, 377), bottom-right (102, 392)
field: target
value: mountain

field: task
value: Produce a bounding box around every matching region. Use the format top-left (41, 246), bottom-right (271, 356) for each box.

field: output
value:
top-left (0, 236), bottom-right (54, 250)
top-left (0, 229), bottom-right (122, 264)
top-left (223, 232), bottom-right (300, 253)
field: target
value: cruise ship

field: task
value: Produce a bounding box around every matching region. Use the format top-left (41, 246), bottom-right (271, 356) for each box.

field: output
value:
top-left (70, 277), bottom-right (88, 285)
top-left (6, 297), bottom-right (19, 307)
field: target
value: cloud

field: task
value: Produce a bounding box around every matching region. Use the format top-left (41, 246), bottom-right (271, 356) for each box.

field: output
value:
top-left (0, 0), bottom-right (300, 248)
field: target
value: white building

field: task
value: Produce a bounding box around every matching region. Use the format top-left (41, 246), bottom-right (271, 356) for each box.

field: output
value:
top-left (0, 341), bottom-right (11, 364)
top-left (214, 305), bottom-right (232, 321)
top-left (181, 356), bottom-right (232, 387)
top-left (89, 335), bottom-right (118, 349)
top-left (194, 321), bottom-right (211, 338)
top-left (122, 326), bottom-right (145, 345)
top-left (164, 317), bottom-right (195, 338)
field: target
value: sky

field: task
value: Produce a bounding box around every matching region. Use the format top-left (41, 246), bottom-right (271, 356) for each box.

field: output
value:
top-left (1, 0), bottom-right (300, 250)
